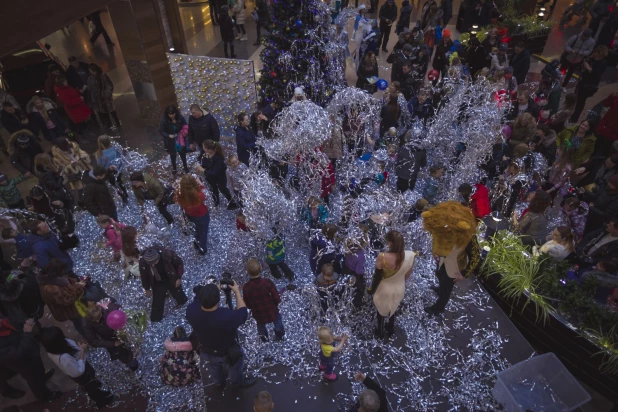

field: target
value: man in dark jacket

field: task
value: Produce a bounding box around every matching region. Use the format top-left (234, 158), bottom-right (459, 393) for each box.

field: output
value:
top-left (399, 62), bottom-right (417, 100)
top-left (235, 112), bottom-right (257, 166)
top-left (507, 90), bottom-right (539, 120)
top-left (349, 372), bottom-right (388, 412)
top-left (8, 130), bottom-right (43, 175)
top-left (440, 0), bottom-right (453, 25)
top-left (395, 0), bottom-right (413, 35)
top-left (84, 302), bottom-right (138, 370)
top-left (27, 220), bottom-right (74, 271)
top-left (378, 0), bottom-right (398, 53)
top-left (396, 136), bottom-right (427, 192)
top-left (1, 103), bottom-right (34, 135)
top-left (139, 247), bottom-right (187, 322)
top-left (510, 42), bottom-right (531, 85)
top-left (0, 317), bottom-right (59, 401)
top-left (129, 171), bottom-right (174, 225)
top-left (83, 166), bottom-right (118, 221)
top-left (391, 43), bottom-right (414, 83)
top-left (66, 56), bottom-right (90, 92)
top-left (188, 104), bottom-right (220, 155)
top-left (576, 216), bottom-right (618, 266)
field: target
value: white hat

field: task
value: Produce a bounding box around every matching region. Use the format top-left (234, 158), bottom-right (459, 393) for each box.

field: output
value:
top-left (358, 4), bottom-right (366, 10)
top-left (294, 87), bottom-right (305, 96)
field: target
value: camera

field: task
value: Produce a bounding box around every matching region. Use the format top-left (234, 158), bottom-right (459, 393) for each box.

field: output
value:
top-left (220, 272), bottom-right (235, 290)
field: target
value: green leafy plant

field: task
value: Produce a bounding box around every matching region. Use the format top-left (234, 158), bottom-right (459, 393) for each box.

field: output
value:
top-left (585, 326), bottom-right (618, 375)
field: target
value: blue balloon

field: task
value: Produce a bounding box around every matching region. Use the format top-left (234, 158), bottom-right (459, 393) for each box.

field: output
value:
top-left (376, 79), bottom-right (388, 91)
top-left (296, 19), bottom-right (303, 28)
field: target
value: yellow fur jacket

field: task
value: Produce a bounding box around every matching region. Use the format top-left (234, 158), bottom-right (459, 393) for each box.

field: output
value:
top-left (51, 142), bottom-right (92, 191)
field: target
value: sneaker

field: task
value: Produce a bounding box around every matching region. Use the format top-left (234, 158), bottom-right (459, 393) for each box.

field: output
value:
top-left (240, 35), bottom-right (248, 41)
top-left (322, 372), bottom-right (337, 381)
top-left (423, 306), bottom-right (443, 315)
top-left (1, 385), bottom-right (25, 399)
top-left (235, 34), bottom-right (242, 40)
top-left (319, 363), bottom-right (326, 371)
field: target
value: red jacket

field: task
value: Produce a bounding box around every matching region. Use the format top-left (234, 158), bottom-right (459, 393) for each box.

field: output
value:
top-left (470, 183), bottom-right (491, 219)
top-left (321, 162), bottom-right (335, 198)
top-left (54, 84), bottom-right (92, 124)
top-left (596, 94), bottom-right (618, 142)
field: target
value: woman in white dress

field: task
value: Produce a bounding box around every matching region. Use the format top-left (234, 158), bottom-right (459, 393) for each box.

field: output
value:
top-left (369, 230), bottom-right (415, 339)
top-left (533, 226), bottom-right (575, 261)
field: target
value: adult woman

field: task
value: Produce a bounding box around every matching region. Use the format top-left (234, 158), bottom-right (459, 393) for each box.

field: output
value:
top-left (571, 45), bottom-right (608, 123)
top-left (510, 112), bottom-right (537, 147)
top-left (369, 230), bottom-right (415, 339)
top-left (309, 224), bottom-right (339, 276)
top-left (512, 190), bottom-right (551, 247)
top-left (28, 186), bottom-right (75, 236)
top-left (196, 140), bottom-right (233, 207)
top-left (121, 226), bottom-right (140, 279)
top-left (53, 76), bottom-right (93, 132)
top-left (39, 326), bottom-right (115, 408)
top-left (175, 175), bottom-right (210, 255)
top-left (380, 94), bottom-right (400, 137)
top-left (467, 37), bottom-right (487, 78)
top-left (355, 51), bottom-right (379, 93)
top-left (159, 326), bottom-right (200, 386)
top-left (232, 0), bottom-right (247, 41)
top-left (545, 148), bottom-right (573, 201)
top-left (549, 93), bottom-right (576, 133)
top-left (561, 197), bottom-right (589, 241)
top-left (34, 153), bottom-right (73, 210)
top-left (235, 112), bottom-right (257, 166)
top-left (555, 119), bottom-right (597, 168)
top-left (322, 118), bottom-right (344, 171)
top-left (432, 31), bottom-right (453, 77)
top-left (533, 226), bottom-right (575, 261)
top-left (87, 63), bottom-right (121, 129)
top-left (26, 96), bottom-right (69, 142)
top-left (95, 135), bottom-right (129, 203)
top-left (481, 27), bottom-right (500, 61)
top-left (159, 105), bottom-right (189, 174)
top-left (37, 259), bottom-right (86, 335)
top-left (51, 137), bottom-right (92, 205)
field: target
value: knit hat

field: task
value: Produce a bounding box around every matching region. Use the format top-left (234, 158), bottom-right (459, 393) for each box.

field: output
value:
top-left (16, 133), bottom-right (30, 145)
top-left (403, 44), bottom-right (414, 52)
top-left (443, 29), bottom-right (451, 38)
top-left (499, 43), bottom-right (508, 51)
top-left (199, 284), bottom-right (221, 309)
top-left (294, 87), bottom-right (305, 97)
top-left (143, 248), bottom-right (160, 264)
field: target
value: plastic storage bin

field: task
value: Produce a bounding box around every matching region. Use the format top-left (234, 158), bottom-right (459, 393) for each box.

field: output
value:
top-left (492, 353), bottom-right (591, 412)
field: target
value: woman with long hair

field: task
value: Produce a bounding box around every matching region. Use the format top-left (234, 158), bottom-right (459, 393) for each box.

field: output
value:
top-left (120, 226), bottom-right (140, 279)
top-left (355, 51), bottom-right (379, 93)
top-left (159, 105), bottom-right (189, 174)
top-left (34, 153), bottom-right (74, 210)
top-left (369, 230), bottom-right (415, 339)
top-left (555, 118), bottom-right (598, 168)
top-left (175, 175), bottom-right (210, 254)
top-left (51, 137), bottom-right (92, 208)
top-left (26, 95), bottom-right (69, 142)
top-left (235, 111), bottom-right (257, 166)
top-left (159, 326), bottom-right (201, 386)
top-left (39, 326), bottom-right (115, 408)
top-left (196, 140), bottom-right (233, 207)
top-left (510, 112), bottom-right (537, 147)
top-left (533, 226), bottom-right (575, 261)
top-left (380, 93), bottom-right (400, 137)
top-left (95, 135), bottom-right (128, 203)
top-left (545, 148), bottom-right (574, 201)
top-left (512, 189), bottom-right (551, 247)
top-left (549, 93), bottom-right (576, 133)
top-left (87, 63), bottom-right (121, 130)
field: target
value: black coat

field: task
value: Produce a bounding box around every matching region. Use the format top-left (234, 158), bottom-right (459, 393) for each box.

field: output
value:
top-left (356, 60), bottom-right (379, 89)
top-left (396, 145), bottom-right (427, 180)
top-left (29, 108), bottom-right (67, 141)
top-left (200, 153), bottom-right (227, 185)
top-left (348, 376), bottom-right (388, 412)
top-left (139, 247), bottom-right (183, 291)
top-left (9, 132), bottom-right (43, 174)
top-left (397, 4), bottom-right (413, 29)
top-left (1, 109), bottom-right (30, 134)
top-left (466, 44), bottom-right (487, 76)
top-left (219, 14), bottom-right (235, 42)
top-left (433, 39), bottom-right (453, 72)
top-left (66, 62), bottom-right (91, 90)
top-left (82, 172), bottom-right (117, 217)
top-left (510, 49), bottom-right (531, 85)
top-left (391, 49), bottom-right (410, 83)
top-left (188, 110), bottom-right (220, 146)
top-left (84, 301), bottom-right (121, 349)
top-left (159, 113), bottom-right (188, 152)
top-left (588, 15), bottom-right (618, 47)
top-left (576, 228), bottom-right (618, 264)
top-left (379, 3), bottom-right (398, 26)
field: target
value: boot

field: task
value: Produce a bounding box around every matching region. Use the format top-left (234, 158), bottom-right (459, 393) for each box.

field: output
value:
top-left (375, 314), bottom-right (385, 339)
top-left (230, 45), bottom-right (236, 58)
top-left (322, 372), bottom-right (337, 381)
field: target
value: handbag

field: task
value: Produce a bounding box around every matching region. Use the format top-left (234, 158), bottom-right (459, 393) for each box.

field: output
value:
top-left (386, 52), bottom-right (396, 64)
top-left (363, 83), bottom-right (378, 94)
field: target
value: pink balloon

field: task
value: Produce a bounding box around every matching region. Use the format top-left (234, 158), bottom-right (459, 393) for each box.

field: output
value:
top-left (106, 310), bottom-right (127, 330)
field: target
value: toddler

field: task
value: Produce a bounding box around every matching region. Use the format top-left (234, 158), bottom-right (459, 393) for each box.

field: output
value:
top-left (315, 263), bottom-right (340, 315)
top-left (317, 326), bottom-right (348, 381)
top-left (422, 165), bottom-right (445, 204)
top-left (236, 212), bottom-right (249, 231)
top-left (97, 215), bottom-right (126, 260)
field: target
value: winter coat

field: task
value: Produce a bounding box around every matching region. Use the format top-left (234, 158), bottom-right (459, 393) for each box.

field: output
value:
top-left (0, 270), bottom-right (44, 321)
top-left (29, 193), bottom-right (75, 235)
top-left (563, 33), bottom-right (595, 64)
top-left (470, 183), bottom-right (491, 218)
top-left (588, 189), bottom-right (618, 224)
top-left (596, 94), bottom-right (618, 141)
top-left (28, 233), bottom-right (74, 271)
top-left (322, 126), bottom-right (344, 160)
top-left (256, 0), bottom-right (270, 23)
top-left (86, 73), bottom-right (115, 113)
top-left (490, 53), bottom-right (509, 72)
top-left (0, 175), bottom-right (26, 207)
top-left (301, 205), bottom-right (328, 226)
top-left (51, 141), bottom-right (93, 191)
top-left (35, 164), bottom-right (72, 206)
top-left (139, 247), bottom-right (183, 291)
top-left (233, 0), bottom-right (246, 25)
top-left (433, 39), bottom-right (453, 72)
top-left (310, 233), bottom-right (337, 276)
top-left (83, 301), bottom-right (123, 350)
top-left (200, 153), bottom-right (228, 186)
top-left (555, 126), bottom-right (597, 168)
top-left (37, 272), bottom-right (84, 322)
top-left (395, 145), bottom-right (427, 180)
top-left (219, 13), bottom-right (235, 42)
top-left (66, 62), bottom-right (90, 90)
top-left (396, 4), bottom-right (413, 30)
top-left (422, 176), bottom-right (441, 203)
top-left (510, 122), bottom-right (536, 146)
top-left (589, 14), bottom-right (618, 47)
top-left (226, 163), bottom-right (248, 192)
top-left (53, 84), bottom-right (92, 124)
top-left (82, 172), bottom-right (117, 217)
top-left (265, 236), bottom-right (286, 265)
top-left (8, 130), bottom-right (43, 174)
top-left (0, 109), bottom-right (30, 134)
top-left (103, 222), bottom-right (126, 252)
top-left (562, 201), bottom-right (589, 241)
top-left (466, 44), bottom-right (487, 77)
top-left (0, 318), bottom-right (42, 368)
top-left (518, 211), bottom-right (550, 246)
top-left (577, 228), bottom-right (618, 263)
top-left (510, 49), bottom-right (530, 85)
top-left (356, 58), bottom-right (379, 91)
top-left (160, 339), bottom-right (201, 387)
top-left (391, 49), bottom-right (410, 83)
top-left (536, 80), bottom-right (562, 116)
top-left (96, 146), bottom-right (124, 172)
top-left (26, 98), bottom-right (68, 140)
top-left (534, 240), bottom-right (571, 260)
top-left (188, 110), bottom-right (220, 146)
top-left (235, 125), bottom-right (256, 165)
top-left (379, 3), bottom-right (398, 26)
top-left (159, 114), bottom-right (189, 152)
top-left (132, 173), bottom-right (166, 206)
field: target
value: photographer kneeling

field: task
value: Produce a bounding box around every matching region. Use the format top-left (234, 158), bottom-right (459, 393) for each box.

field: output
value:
top-left (186, 281), bottom-right (256, 390)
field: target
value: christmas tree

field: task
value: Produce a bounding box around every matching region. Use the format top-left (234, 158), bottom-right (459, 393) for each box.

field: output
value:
top-left (257, 0), bottom-right (346, 106)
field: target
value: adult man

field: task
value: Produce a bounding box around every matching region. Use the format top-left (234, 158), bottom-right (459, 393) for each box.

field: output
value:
top-left (510, 42), bottom-right (530, 85)
top-left (188, 104), bottom-right (220, 155)
top-left (391, 43), bottom-right (414, 83)
top-left (507, 90), bottom-right (540, 120)
top-left (186, 283), bottom-right (257, 389)
top-left (395, 134), bottom-right (427, 193)
top-left (378, 0), bottom-right (398, 53)
top-left (88, 10), bottom-right (114, 46)
top-left (399, 61), bottom-right (416, 100)
top-left (27, 220), bottom-right (74, 271)
top-left (129, 171), bottom-right (174, 225)
top-left (139, 248), bottom-right (187, 322)
top-left (1, 102), bottom-right (32, 135)
top-left (0, 317), bottom-right (60, 402)
top-left (8, 130), bottom-right (43, 175)
top-left (66, 56), bottom-right (90, 92)
top-left (561, 28), bottom-right (595, 89)
top-left (349, 372), bottom-right (388, 412)
top-left (83, 166), bottom-right (118, 221)
top-left (576, 216), bottom-right (618, 265)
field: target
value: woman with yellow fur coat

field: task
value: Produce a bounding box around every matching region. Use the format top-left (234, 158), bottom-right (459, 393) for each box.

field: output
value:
top-left (51, 137), bottom-right (92, 204)
top-left (422, 201), bottom-right (481, 315)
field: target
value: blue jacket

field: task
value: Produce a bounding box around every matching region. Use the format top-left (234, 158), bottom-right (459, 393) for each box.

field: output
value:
top-left (97, 146), bottom-right (124, 172)
top-left (301, 205), bottom-right (328, 226)
top-left (27, 233), bottom-right (73, 271)
top-left (422, 176), bottom-right (441, 204)
top-left (235, 126), bottom-right (256, 164)
top-left (15, 234), bottom-right (33, 260)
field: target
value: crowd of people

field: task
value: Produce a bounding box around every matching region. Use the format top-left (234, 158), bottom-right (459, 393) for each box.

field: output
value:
top-left (1, 1), bottom-right (618, 411)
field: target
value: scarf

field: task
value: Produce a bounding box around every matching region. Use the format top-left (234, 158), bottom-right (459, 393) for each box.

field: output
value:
top-left (150, 264), bottom-right (162, 282)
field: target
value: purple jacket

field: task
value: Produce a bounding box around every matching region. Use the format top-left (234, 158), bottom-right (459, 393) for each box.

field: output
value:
top-left (344, 249), bottom-right (366, 275)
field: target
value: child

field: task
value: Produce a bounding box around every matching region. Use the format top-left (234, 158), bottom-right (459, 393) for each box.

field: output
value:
top-left (2, 227), bottom-right (33, 268)
top-left (236, 211), bottom-right (249, 231)
top-left (301, 196), bottom-right (328, 229)
top-left (343, 238), bottom-right (367, 309)
top-left (373, 161), bottom-right (388, 186)
top-left (315, 263), bottom-right (340, 315)
top-left (406, 198), bottom-right (429, 223)
top-left (97, 215), bottom-right (127, 261)
top-left (160, 326), bottom-right (200, 386)
top-left (265, 231), bottom-right (295, 281)
top-left (317, 326), bottom-right (348, 381)
top-left (242, 258), bottom-right (285, 342)
top-left (422, 165), bottom-right (444, 204)
top-left (227, 154), bottom-right (247, 207)
top-left (0, 173), bottom-right (30, 209)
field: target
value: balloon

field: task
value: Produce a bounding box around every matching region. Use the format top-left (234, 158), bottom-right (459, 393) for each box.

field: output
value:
top-left (427, 69), bottom-right (440, 81)
top-left (296, 19), bottom-right (303, 28)
top-left (106, 310), bottom-right (127, 330)
top-left (376, 79), bottom-right (388, 91)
